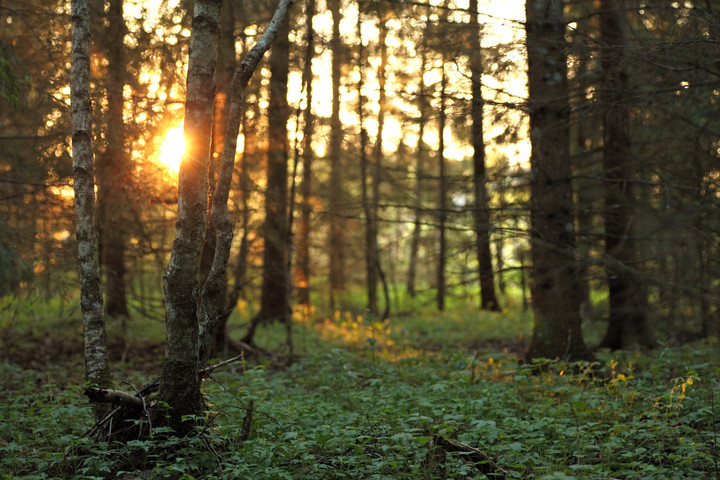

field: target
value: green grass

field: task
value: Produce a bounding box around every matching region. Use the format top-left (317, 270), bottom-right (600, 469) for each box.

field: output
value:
top-left (1, 297), bottom-right (719, 479)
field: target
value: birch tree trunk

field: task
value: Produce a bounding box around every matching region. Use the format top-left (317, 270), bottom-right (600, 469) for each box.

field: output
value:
top-left (159, 0), bottom-right (222, 432)
top-left (71, 0), bottom-right (112, 417)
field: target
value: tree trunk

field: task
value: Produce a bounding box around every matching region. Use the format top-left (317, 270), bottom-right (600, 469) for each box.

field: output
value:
top-left (598, 0), bottom-right (651, 349)
top-left (159, 0), bottom-right (222, 433)
top-left (200, 0), bottom-right (236, 357)
top-left (357, 9), bottom-right (373, 314)
top-left (436, 63), bottom-right (447, 312)
top-left (470, 0), bottom-right (500, 312)
top-left (328, 0), bottom-right (346, 308)
top-left (297, 0), bottom-right (315, 310)
top-left (243, 4), bottom-right (292, 343)
top-left (71, 0), bottom-right (112, 419)
top-left (523, 0), bottom-right (593, 362)
top-left (97, 0), bottom-right (129, 319)
top-left (406, 46), bottom-right (426, 298)
top-left (368, 9), bottom-right (390, 316)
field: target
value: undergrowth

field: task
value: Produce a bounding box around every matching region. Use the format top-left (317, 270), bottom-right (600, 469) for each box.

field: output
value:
top-left (1, 307), bottom-right (719, 479)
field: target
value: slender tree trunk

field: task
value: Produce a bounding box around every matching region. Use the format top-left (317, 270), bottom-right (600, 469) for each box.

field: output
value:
top-left (159, 0), bottom-right (222, 432)
top-left (243, 4), bottom-right (292, 343)
top-left (367, 9), bottom-right (390, 316)
top-left (470, 0), bottom-right (500, 311)
top-left (357, 10), bottom-right (373, 313)
top-left (97, 0), bottom-right (129, 319)
top-left (71, 0), bottom-right (112, 419)
top-left (598, 0), bottom-right (651, 349)
top-left (297, 0), bottom-right (315, 309)
top-left (328, 0), bottom-right (346, 308)
top-left (436, 63), bottom-right (447, 312)
top-left (524, 0), bottom-right (592, 362)
top-left (199, 0), bottom-right (235, 296)
top-left (406, 47), bottom-right (426, 297)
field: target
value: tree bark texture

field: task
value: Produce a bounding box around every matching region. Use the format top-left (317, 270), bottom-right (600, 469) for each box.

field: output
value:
top-left (328, 0), bottom-right (346, 307)
top-left (470, 0), bottom-right (500, 311)
top-left (202, 0), bottom-right (295, 359)
top-left (160, 0), bottom-right (222, 432)
top-left (524, 0), bottom-right (592, 361)
top-left (598, 0), bottom-right (651, 349)
top-left (71, 0), bottom-right (112, 412)
top-left (297, 0), bottom-right (316, 309)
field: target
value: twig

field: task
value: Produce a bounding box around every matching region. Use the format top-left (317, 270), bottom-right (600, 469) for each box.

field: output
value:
top-left (240, 399), bottom-right (254, 442)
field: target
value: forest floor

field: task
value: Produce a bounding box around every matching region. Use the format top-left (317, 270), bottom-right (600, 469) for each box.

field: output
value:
top-left (1, 301), bottom-right (719, 479)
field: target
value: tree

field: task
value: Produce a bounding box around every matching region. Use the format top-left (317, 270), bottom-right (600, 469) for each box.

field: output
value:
top-left (469, 0), bottom-right (500, 312)
top-left (406, 32), bottom-right (428, 298)
top-left (96, 0), bottom-right (130, 320)
top-left (328, 0), bottom-right (346, 308)
top-left (523, 0), bottom-right (592, 362)
top-left (159, 0), bottom-right (222, 431)
top-left (243, 1), bottom-right (293, 344)
top-left (297, 0), bottom-right (316, 310)
top-left (597, 0), bottom-right (650, 349)
top-left (436, 58), bottom-right (447, 312)
top-left (70, 0), bottom-right (112, 419)
top-left (160, 0), bottom-right (294, 432)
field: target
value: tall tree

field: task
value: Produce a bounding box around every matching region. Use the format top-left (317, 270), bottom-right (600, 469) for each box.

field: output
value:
top-left (406, 39), bottom-right (428, 298)
top-left (523, 0), bottom-right (592, 361)
top-left (470, 0), bottom-right (500, 311)
top-left (205, 0), bottom-right (237, 355)
top-left (328, 0), bottom-right (346, 307)
top-left (71, 0), bottom-right (112, 418)
top-left (159, 0), bottom-right (222, 431)
top-left (297, 0), bottom-right (316, 309)
top-left (96, 0), bottom-right (130, 319)
top-left (243, 3), bottom-right (292, 343)
top-left (597, 0), bottom-right (650, 349)
top-left (161, 0), bottom-right (294, 430)
top-left (436, 60), bottom-right (447, 312)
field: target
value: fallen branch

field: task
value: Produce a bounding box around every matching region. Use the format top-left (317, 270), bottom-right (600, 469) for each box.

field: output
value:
top-left (84, 387), bottom-right (145, 410)
top-left (426, 433), bottom-right (509, 479)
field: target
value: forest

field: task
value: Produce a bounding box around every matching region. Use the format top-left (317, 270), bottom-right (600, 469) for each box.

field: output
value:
top-left (1, 0), bottom-right (720, 478)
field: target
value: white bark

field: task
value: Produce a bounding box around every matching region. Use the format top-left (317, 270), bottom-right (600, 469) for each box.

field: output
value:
top-left (71, 0), bottom-right (111, 401)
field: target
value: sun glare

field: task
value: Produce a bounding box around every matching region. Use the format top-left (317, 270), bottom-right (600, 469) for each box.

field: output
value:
top-left (158, 127), bottom-right (185, 173)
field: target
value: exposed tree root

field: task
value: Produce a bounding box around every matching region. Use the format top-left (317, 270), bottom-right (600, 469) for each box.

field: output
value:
top-left (83, 351), bottom-right (253, 442)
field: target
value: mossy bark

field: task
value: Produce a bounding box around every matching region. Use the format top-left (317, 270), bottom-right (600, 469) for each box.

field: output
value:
top-left (159, 0), bottom-right (222, 433)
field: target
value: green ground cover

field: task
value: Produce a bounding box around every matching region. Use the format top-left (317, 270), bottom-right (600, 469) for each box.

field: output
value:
top-left (1, 302), bottom-right (718, 479)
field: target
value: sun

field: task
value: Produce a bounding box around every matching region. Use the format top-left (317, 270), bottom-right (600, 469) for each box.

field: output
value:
top-left (158, 126), bottom-right (185, 173)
